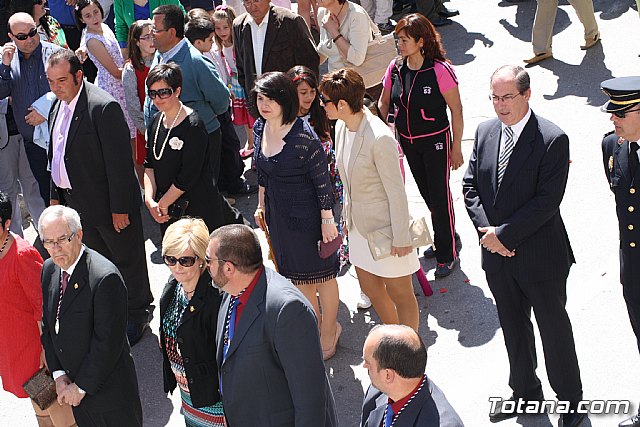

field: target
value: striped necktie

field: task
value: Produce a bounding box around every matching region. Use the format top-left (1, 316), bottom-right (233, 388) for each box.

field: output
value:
top-left (384, 403), bottom-right (394, 427)
top-left (498, 126), bottom-right (515, 186)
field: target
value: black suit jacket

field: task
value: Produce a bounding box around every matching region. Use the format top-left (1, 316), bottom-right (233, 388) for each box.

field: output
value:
top-left (216, 267), bottom-right (337, 426)
top-left (462, 112), bottom-right (575, 282)
top-left (48, 82), bottom-right (141, 226)
top-left (159, 271), bottom-right (222, 408)
top-left (233, 6), bottom-right (319, 101)
top-left (41, 248), bottom-right (142, 422)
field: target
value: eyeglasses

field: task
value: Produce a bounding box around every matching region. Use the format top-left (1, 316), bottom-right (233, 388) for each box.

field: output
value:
top-left (489, 93), bottom-right (522, 103)
top-left (151, 27), bottom-right (168, 33)
top-left (148, 88), bottom-right (174, 99)
top-left (42, 233), bottom-right (75, 249)
top-left (163, 255), bottom-right (198, 267)
top-left (319, 93), bottom-right (338, 105)
top-left (11, 27), bottom-right (38, 41)
top-left (204, 255), bottom-right (235, 266)
top-left (138, 35), bottom-right (153, 41)
top-left (612, 108), bottom-right (640, 119)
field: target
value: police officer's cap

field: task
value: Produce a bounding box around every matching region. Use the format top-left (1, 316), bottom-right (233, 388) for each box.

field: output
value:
top-left (601, 77), bottom-right (640, 113)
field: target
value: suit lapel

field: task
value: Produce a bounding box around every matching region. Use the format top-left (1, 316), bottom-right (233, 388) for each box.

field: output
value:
top-left (367, 393), bottom-right (388, 427)
top-left (485, 120), bottom-right (501, 197)
top-left (59, 250), bottom-right (89, 316)
top-left (48, 265), bottom-right (61, 328)
top-left (615, 140), bottom-right (631, 182)
top-left (495, 114), bottom-right (535, 202)
top-left (346, 111), bottom-right (369, 186)
top-left (64, 85), bottom-right (88, 152)
top-left (262, 7), bottom-right (279, 72)
top-left (216, 293), bottom-right (231, 366)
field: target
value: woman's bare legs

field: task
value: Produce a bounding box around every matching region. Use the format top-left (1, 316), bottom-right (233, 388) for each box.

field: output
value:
top-left (356, 267), bottom-right (399, 325)
top-left (298, 278), bottom-right (340, 351)
top-left (384, 275), bottom-right (419, 331)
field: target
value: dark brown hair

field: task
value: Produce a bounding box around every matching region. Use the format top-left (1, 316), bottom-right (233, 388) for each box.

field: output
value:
top-left (319, 68), bottom-right (365, 114)
top-left (395, 13), bottom-right (447, 62)
top-left (288, 66), bottom-right (330, 142)
top-left (126, 20), bottom-right (154, 72)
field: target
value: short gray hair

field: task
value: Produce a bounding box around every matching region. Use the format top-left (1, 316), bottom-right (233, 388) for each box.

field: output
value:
top-left (38, 205), bottom-right (82, 237)
top-left (490, 65), bottom-right (530, 94)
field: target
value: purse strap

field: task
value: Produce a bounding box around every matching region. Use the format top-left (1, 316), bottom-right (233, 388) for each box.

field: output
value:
top-left (364, 12), bottom-right (383, 40)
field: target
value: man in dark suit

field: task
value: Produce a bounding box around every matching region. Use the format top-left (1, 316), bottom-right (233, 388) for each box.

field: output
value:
top-left (39, 205), bottom-right (142, 425)
top-left (207, 224), bottom-right (337, 426)
top-left (360, 325), bottom-right (463, 427)
top-left (600, 76), bottom-right (640, 427)
top-left (46, 49), bottom-right (152, 345)
top-left (462, 65), bottom-right (583, 427)
top-left (233, 0), bottom-right (319, 108)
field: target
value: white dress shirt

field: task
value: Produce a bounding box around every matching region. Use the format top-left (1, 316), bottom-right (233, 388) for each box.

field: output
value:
top-left (248, 11), bottom-right (270, 76)
top-left (500, 108), bottom-right (531, 151)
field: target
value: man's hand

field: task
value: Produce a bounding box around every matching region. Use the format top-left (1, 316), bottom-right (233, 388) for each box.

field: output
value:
top-left (55, 375), bottom-right (71, 404)
top-left (478, 226), bottom-right (515, 257)
top-left (25, 107), bottom-right (45, 126)
top-left (112, 213), bottom-right (130, 233)
top-left (2, 43), bottom-right (16, 67)
top-left (49, 199), bottom-right (60, 206)
top-left (39, 346), bottom-right (47, 369)
top-left (60, 383), bottom-right (86, 407)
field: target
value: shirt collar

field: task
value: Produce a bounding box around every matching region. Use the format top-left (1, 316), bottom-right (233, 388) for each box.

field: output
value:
top-left (501, 108), bottom-right (531, 142)
top-left (18, 41), bottom-right (43, 60)
top-left (64, 245), bottom-right (86, 277)
top-left (388, 374), bottom-right (426, 414)
top-left (160, 38), bottom-right (187, 63)
top-left (62, 81), bottom-right (84, 113)
top-left (236, 266), bottom-right (264, 305)
top-left (247, 8), bottom-right (270, 28)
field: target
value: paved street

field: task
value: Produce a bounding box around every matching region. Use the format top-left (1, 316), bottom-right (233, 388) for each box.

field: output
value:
top-left (2, 0), bottom-right (640, 425)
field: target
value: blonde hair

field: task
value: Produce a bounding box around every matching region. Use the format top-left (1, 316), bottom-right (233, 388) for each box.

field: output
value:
top-left (162, 218), bottom-right (210, 273)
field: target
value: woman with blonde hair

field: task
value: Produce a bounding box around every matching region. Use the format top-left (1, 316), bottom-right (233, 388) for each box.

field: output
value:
top-left (159, 218), bottom-right (224, 426)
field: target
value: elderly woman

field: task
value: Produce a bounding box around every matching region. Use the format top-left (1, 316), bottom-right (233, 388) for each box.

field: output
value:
top-left (160, 218), bottom-right (223, 426)
top-left (0, 192), bottom-right (75, 426)
top-left (378, 13), bottom-right (464, 278)
top-left (316, 0), bottom-right (372, 73)
top-left (320, 68), bottom-right (420, 331)
top-left (252, 72), bottom-right (342, 360)
top-left (144, 63), bottom-right (240, 236)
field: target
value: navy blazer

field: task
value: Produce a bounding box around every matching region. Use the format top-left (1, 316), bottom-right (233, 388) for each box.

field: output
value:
top-left (216, 267), bottom-right (337, 426)
top-left (462, 112), bottom-right (575, 282)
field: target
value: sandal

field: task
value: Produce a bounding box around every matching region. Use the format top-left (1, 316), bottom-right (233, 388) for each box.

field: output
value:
top-left (322, 322), bottom-right (342, 361)
top-left (239, 147), bottom-right (254, 159)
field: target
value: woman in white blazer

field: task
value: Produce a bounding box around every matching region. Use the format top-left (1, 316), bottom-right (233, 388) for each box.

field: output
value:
top-left (319, 68), bottom-right (420, 330)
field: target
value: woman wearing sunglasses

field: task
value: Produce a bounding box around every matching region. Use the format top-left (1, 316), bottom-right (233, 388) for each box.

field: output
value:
top-left (159, 218), bottom-right (224, 427)
top-left (143, 63), bottom-right (240, 236)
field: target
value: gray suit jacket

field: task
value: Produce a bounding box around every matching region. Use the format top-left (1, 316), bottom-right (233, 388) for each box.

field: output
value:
top-left (216, 267), bottom-right (337, 426)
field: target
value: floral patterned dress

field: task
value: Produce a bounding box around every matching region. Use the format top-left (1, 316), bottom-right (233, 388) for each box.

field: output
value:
top-left (83, 26), bottom-right (136, 138)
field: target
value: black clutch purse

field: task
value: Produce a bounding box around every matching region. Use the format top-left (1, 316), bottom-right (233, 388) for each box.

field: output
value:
top-left (23, 368), bottom-right (57, 411)
top-left (156, 191), bottom-right (189, 219)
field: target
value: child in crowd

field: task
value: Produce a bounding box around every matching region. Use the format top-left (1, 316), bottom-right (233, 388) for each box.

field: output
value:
top-left (210, 6), bottom-right (255, 159)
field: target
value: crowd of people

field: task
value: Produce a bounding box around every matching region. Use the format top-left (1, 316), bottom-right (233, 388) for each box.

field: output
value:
top-left (0, 0), bottom-right (638, 426)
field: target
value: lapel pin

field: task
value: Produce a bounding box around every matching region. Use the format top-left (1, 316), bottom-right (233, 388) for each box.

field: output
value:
top-left (190, 306), bottom-right (195, 312)
top-left (74, 283), bottom-right (78, 289)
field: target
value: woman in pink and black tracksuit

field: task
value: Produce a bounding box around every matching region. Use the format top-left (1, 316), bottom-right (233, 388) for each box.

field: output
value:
top-left (378, 13), bottom-right (463, 278)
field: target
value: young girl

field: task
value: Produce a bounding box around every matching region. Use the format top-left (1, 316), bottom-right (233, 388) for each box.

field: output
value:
top-left (76, 0), bottom-right (137, 168)
top-left (122, 20), bottom-right (155, 186)
top-left (210, 6), bottom-right (255, 159)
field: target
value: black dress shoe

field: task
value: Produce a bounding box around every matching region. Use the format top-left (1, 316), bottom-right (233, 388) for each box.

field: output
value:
top-left (439, 7), bottom-right (459, 17)
top-left (619, 411), bottom-right (640, 427)
top-left (431, 17), bottom-right (453, 27)
top-left (559, 412), bottom-right (586, 427)
top-left (127, 321), bottom-right (149, 346)
top-left (489, 398), bottom-right (520, 423)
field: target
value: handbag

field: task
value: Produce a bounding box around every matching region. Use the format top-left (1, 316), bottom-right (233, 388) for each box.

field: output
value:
top-left (22, 368), bottom-right (57, 411)
top-left (346, 17), bottom-right (398, 89)
top-left (318, 235), bottom-right (343, 259)
top-left (156, 191), bottom-right (189, 219)
top-left (366, 217), bottom-right (432, 261)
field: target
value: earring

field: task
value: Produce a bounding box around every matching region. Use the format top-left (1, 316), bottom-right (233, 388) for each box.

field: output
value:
top-left (199, 264), bottom-right (204, 268)
top-left (420, 47), bottom-right (424, 56)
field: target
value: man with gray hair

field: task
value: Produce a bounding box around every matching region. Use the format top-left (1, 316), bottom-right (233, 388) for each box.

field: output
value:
top-left (39, 205), bottom-right (143, 426)
top-left (462, 65), bottom-right (583, 426)
top-left (361, 324), bottom-right (463, 426)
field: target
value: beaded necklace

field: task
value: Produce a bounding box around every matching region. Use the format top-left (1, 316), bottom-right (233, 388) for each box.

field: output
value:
top-left (382, 375), bottom-right (427, 426)
top-left (0, 233), bottom-right (10, 255)
top-left (153, 103), bottom-right (184, 161)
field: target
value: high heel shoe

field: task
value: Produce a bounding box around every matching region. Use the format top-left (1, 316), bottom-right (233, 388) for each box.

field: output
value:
top-left (322, 323), bottom-right (342, 361)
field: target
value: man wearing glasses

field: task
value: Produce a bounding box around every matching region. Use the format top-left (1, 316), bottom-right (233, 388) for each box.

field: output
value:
top-left (0, 12), bottom-right (61, 208)
top-left (463, 65), bottom-right (584, 426)
top-left (207, 224), bottom-right (337, 426)
top-left (39, 205), bottom-right (143, 426)
top-left (601, 77), bottom-right (640, 427)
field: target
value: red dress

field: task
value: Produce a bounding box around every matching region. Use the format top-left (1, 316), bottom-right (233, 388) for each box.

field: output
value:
top-left (0, 235), bottom-right (44, 397)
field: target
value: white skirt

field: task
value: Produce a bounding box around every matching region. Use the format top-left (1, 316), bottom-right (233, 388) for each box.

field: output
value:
top-left (348, 226), bottom-right (420, 278)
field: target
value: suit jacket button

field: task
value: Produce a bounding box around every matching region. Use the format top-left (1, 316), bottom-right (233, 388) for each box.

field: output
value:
top-left (189, 378), bottom-right (194, 384)
top-left (59, 348), bottom-right (63, 352)
top-left (631, 242), bottom-right (636, 248)
top-left (183, 357), bottom-right (190, 363)
top-left (629, 206), bottom-right (635, 212)
top-left (631, 188), bottom-right (636, 194)
top-left (629, 225), bottom-right (634, 231)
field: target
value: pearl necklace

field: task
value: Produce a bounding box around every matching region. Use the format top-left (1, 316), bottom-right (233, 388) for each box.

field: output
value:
top-left (153, 103), bottom-right (184, 161)
top-left (0, 233), bottom-right (10, 255)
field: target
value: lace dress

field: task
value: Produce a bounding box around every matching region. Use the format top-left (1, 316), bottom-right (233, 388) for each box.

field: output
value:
top-left (83, 27), bottom-right (136, 138)
top-left (255, 117), bottom-right (339, 284)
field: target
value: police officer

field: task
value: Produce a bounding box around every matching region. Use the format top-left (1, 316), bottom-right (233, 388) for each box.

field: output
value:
top-left (601, 76), bottom-right (640, 427)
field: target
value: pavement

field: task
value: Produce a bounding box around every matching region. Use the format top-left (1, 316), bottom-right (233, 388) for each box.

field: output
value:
top-left (2, 0), bottom-right (640, 426)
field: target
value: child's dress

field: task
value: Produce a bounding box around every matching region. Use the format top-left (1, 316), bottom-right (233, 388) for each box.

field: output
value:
top-left (221, 45), bottom-right (255, 127)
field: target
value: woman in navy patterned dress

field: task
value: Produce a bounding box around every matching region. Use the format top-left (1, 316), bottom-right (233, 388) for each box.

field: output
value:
top-left (159, 218), bottom-right (224, 427)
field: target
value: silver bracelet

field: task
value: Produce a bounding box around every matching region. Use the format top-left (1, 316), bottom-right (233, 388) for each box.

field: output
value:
top-left (321, 218), bottom-right (335, 225)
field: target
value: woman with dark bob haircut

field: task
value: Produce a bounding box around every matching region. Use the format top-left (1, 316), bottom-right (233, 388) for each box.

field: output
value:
top-left (252, 72), bottom-right (342, 360)
top-left (378, 13), bottom-right (464, 278)
top-left (143, 63), bottom-right (242, 237)
top-left (320, 68), bottom-right (421, 332)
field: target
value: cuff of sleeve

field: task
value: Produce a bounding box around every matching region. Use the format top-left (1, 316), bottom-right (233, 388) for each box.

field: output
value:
top-left (52, 370), bottom-right (66, 380)
top-left (77, 386), bottom-right (86, 394)
top-left (0, 64), bottom-right (12, 79)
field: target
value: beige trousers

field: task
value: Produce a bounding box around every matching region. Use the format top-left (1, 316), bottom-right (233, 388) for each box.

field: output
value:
top-left (531, 0), bottom-right (599, 54)
top-left (32, 399), bottom-right (76, 427)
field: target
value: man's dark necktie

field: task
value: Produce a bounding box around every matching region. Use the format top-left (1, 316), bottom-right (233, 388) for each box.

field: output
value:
top-left (384, 403), bottom-right (394, 427)
top-left (55, 271), bottom-right (69, 334)
top-left (631, 141), bottom-right (639, 177)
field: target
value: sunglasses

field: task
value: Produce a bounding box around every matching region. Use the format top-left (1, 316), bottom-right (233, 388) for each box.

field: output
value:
top-left (319, 93), bottom-right (338, 105)
top-left (163, 255), bottom-right (198, 267)
top-left (148, 88), bottom-right (174, 99)
top-left (612, 108), bottom-right (640, 119)
top-left (11, 27), bottom-right (38, 41)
